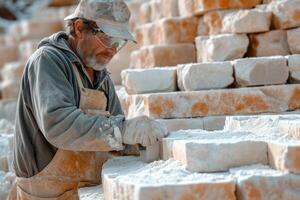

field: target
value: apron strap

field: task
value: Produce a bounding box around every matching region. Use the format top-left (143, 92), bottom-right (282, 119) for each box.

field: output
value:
top-left (72, 64), bottom-right (85, 89)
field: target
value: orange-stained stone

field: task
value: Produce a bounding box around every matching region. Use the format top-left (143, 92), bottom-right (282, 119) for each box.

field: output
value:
top-left (287, 147), bottom-right (300, 172)
top-left (244, 182), bottom-right (262, 199)
top-left (235, 96), bottom-right (269, 112)
top-left (191, 102), bottom-right (209, 116)
top-left (289, 88), bottom-right (300, 110)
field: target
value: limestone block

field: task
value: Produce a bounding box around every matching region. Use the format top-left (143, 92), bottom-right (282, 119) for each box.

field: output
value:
top-left (0, 35), bottom-right (17, 46)
top-left (233, 56), bottom-right (289, 86)
top-left (78, 185), bottom-right (104, 200)
top-left (195, 34), bottom-right (249, 63)
top-left (0, 46), bottom-right (17, 69)
top-left (140, 142), bottom-right (160, 163)
top-left (17, 19), bottom-right (63, 41)
top-left (203, 116), bottom-right (226, 131)
top-left (121, 67), bottom-right (177, 94)
top-left (230, 165), bottom-right (300, 200)
top-left (222, 9), bottom-right (272, 34)
top-left (130, 43), bottom-right (196, 68)
top-left (126, 84), bottom-right (300, 119)
top-left (161, 0), bottom-right (179, 17)
top-left (287, 27), bottom-right (300, 54)
top-left (136, 17), bottom-right (198, 46)
top-left (178, 0), bottom-right (262, 16)
top-left (1, 61), bottom-right (26, 82)
top-left (18, 39), bottom-right (43, 61)
top-left (102, 156), bottom-right (236, 200)
top-left (197, 17), bottom-right (209, 36)
top-left (203, 10), bottom-right (233, 35)
top-left (0, 100), bottom-right (17, 122)
top-left (247, 30), bottom-right (290, 57)
top-left (140, 0), bottom-right (163, 23)
top-left (139, 2), bottom-right (151, 24)
top-left (268, 0), bottom-right (300, 29)
top-left (48, 0), bottom-right (78, 7)
top-left (177, 61), bottom-right (234, 91)
top-left (173, 138), bottom-right (268, 172)
top-left (127, 1), bottom-right (146, 31)
top-left (268, 142), bottom-right (300, 174)
top-left (287, 54), bottom-right (300, 83)
top-left (0, 80), bottom-right (21, 100)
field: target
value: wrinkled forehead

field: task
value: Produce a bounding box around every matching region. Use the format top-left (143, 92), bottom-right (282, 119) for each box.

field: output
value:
top-left (81, 0), bottom-right (130, 23)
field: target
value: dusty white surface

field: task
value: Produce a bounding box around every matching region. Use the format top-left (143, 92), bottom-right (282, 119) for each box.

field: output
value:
top-left (287, 54), bottom-right (300, 83)
top-left (287, 27), bottom-right (300, 54)
top-left (177, 62), bottom-right (233, 91)
top-left (79, 185), bottom-right (104, 200)
top-left (233, 56), bottom-right (289, 86)
top-left (195, 34), bottom-right (249, 63)
top-left (121, 67), bottom-right (177, 94)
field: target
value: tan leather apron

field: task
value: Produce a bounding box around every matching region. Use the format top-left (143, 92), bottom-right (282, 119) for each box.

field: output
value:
top-left (14, 65), bottom-right (111, 200)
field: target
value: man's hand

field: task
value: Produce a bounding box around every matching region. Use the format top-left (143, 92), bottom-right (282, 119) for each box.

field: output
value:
top-left (122, 116), bottom-right (168, 147)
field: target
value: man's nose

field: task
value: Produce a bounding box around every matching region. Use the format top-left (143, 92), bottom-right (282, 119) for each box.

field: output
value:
top-left (106, 46), bottom-right (117, 55)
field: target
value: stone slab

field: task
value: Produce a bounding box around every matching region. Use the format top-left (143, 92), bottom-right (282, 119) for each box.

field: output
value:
top-left (178, 0), bottom-right (262, 16)
top-left (18, 39), bottom-right (40, 61)
top-left (78, 185), bottom-right (104, 200)
top-left (247, 30), bottom-right (290, 57)
top-left (287, 54), bottom-right (300, 83)
top-left (1, 61), bottom-right (26, 82)
top-left (126, 84), bottom-right (300, 119)
top-left (0, 45), bottom-right (17, 69)
top-left (287, 27), bottom-right (300, 54)
top-left (121, 67), bottom-right (177, 94)
top-left (130, 43), bottom-right (196, 68)
top-left (171, 131), bottom-right (268, 172)
top-left (195, 34), bottom-right (249, 63)
top-left (136, 17), bottom-right (198, 46)
top-left (233, 56), bottom-right (289, 86)
top-left (102, 156), bottom-right (236, 200)
top-left (161, 0), bottom-right (179, 18)
top-left (177, 61), bottom-right (234, 91)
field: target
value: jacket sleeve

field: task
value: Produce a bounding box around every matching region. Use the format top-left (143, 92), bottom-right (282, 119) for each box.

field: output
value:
top-left (29, 49), bottom-right (124, 152)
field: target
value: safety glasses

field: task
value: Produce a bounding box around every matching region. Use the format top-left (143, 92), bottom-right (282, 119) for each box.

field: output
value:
top-left (91, 28), bottom-right (127, 51)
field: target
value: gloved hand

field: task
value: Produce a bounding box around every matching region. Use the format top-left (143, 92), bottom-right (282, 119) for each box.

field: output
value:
top-left (122, 115), bottom-right (168, 147)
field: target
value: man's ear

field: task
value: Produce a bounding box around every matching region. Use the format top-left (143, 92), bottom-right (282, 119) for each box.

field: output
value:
top-left (74, 19), bottom-right (85, 39)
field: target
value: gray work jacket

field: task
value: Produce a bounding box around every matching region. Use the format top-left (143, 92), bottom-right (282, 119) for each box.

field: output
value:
top-left (13, 32), bottom-right (124, 178)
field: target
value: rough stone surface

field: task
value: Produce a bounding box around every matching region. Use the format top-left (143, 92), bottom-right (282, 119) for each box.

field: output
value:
top-left (268, 0), bottom-right (300, 29)
top-left (130, 43), bottom-right (196, 68)
top-left (177, 61), bottom-right (234, 91)
top-left (231, 165), bottom-right (300, 200)
top-left (0, 46), bottom-right (17, 69)
top-left (195, 34), bottom-right (249, 63)
top-left (161, 0), bottom-right (179, 17)
top-left (18, 39), bottom-right (40, 61)
top-left (197, 17), bottom-right (209, 36)
top-left (126, 84), bottom-right (300, 119)
top-left (121, 67), bottom-right (176, 94)
top-left (287, 27), bottom-right (300, 54)
top-left (287, 54), bottom-right (300, 83)
top-left (247, 30), bottom-right (290, 57)
top-left (1, 61), bottom-right (26, 82)
top-left (203, 9), bottom-right (271, 35)
top-left (172, 131), bottom-right (268, 172)
top-left (136, 17), bottom-right (198, 46)
top-left (178, 0), bottom-right (262, 16)
top-left (233, 56), bottom-right (289, 86)
top-left (79, 185), bottom-right (104, 200)
top-left (139, 0), bottom-right (163, 23)
top-left (268, 142), bottom-right (300, 174)
top-left (102, 157), bottom-right (236, 200)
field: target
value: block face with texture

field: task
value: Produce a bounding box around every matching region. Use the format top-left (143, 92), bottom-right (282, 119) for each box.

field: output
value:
top-left (161, 0), bottom-right (179, 18)
top-left (128, 84), bottom-right (300, 119)
top-left (287, 55), bottom-right (300, 83)
top-left (268, 0), bottom-right (300, 30)
top-left (1, 61), bottom-right (26, 82)
top-left (136, 17), bottom-right (198, 46)
top-left (172, 132), bottom-right (268, 172)
top-left (178, 0), bottom-right (262, 16)
top-left (287, 27), bottom-right (300, 54)
top-left (102, 156), bottom-right (236, 200)
top-left (233, 56), bottom-right (289, 86)
top-left (203, 9), bottom-right (271, 35)
top-left (121, 67), bottom-right (177, 94)
top-left (195, 34), bottom-right (249, 63)
top-left (177, 62), bottom-right (234, 91)
top-left (268, 142), bottom-right (300, 174)
top-left (0, 46), bottom-right (17, 69)
top-left (130, 44), bottom-right (196, 68)
top-left (247, 30), bottom-right (290, 57)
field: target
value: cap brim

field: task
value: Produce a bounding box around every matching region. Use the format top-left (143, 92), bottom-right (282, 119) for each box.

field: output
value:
top-left (96, 21), bottom-right (136, 42)
top-left (64, 13), bottom-right (77, 21)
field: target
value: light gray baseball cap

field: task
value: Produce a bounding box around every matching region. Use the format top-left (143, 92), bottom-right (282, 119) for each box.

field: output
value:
top-left (64, 0), bottom-right (135, 42)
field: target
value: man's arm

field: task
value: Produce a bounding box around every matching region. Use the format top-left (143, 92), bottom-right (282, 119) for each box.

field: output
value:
top-left (29, 49), bottom-right (124, 151)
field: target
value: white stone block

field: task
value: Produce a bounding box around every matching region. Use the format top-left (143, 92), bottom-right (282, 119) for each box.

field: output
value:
top-left (121, 67), bottom-right (177, 94)
top-left (1, 61), bottom-right (26, 82)
top-left (139, 142), bottom-right (160, 163)
top-left (177, 61), bottom-right (234, 91)
top-left (287, 27), bottom-right (300, 54)
top-left (196, 34), bottom-right (249, 63)
top-left (233, 56), bottom-right (289, 86)
top-left (18, 39), bottom-right (40, 61)
top-left (78, 185), bottom-right (104, 200)
top-left (287, 54), bottom-right (300, 83)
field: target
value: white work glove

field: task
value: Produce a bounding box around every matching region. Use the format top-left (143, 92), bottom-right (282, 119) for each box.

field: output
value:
top-left (122, 115), bottom-right (168, 147)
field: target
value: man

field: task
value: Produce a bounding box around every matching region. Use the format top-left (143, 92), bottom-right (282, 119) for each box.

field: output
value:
top-left (11, 0), bottom-right (168, 199)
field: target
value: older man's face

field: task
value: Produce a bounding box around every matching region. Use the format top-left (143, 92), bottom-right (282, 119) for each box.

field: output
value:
top-left (75, 21), bottom-right (118, 70)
